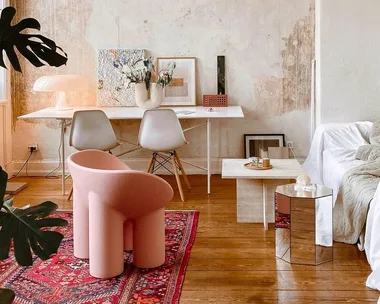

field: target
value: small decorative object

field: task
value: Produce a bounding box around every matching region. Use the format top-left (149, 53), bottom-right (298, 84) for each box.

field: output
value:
top-left (203, 55), bottom-right (228, 108)
top-left (135, 82), bottom-right (163, 109)
top-left (245, 157), bottom-right (272, 170)
top-left (97, 49), bottom-right (146, 106)
top-left (131, 58), bottom-right (176, 109)
top-left (296, 174), bottom-right (311, 186)
top-left (262, 158), bottom-right (271, 168)
top-left (244, 134), bottom-right (285, 159)
top-left (0, 6), bottom-right (68, 73)
top-left (202, 94), bottom-right (228, 107)
top-left (294, 174), bottom-right (316, 192)
top-left (244, 162), bottom-right (273, 171)
top-left (249, 157), bottom-right (260, 166)
top-left (156, 57), bottom-right (196, 106)
top-left (217, 55), bottom-right (226, 94)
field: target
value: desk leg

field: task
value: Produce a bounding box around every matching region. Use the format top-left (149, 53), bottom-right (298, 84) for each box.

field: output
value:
top-left (263, 180), bottom-right (268, 230)
top-left (207, 118), bottom-right (211, 194)
top-left (60, 119), bottom-right (66, 196)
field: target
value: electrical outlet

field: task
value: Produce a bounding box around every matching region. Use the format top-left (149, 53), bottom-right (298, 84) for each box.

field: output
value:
top-left (287, 141), bottom-right (294, 149)
top-left (28, 144), bottom-right (38, 152)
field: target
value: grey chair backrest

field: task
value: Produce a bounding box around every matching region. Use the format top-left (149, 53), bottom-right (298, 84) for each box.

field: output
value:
top-left (138, 109), bottom-right (187, 152)
top-left (69, 110), bottom-right (119, 151)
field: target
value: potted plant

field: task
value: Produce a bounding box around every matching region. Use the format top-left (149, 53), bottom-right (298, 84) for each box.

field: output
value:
top-left (122, 57), bottom-right (176, 109)
top-left (0, 167), bottom-right (68, 303)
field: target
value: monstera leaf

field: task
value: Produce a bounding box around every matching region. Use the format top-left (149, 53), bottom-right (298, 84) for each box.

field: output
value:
top-left (0, 166), bottom-right (6, 207)
top-left (0, 288), bottom-right (15, 304)
top-left (0, 6), bottom-right (68, 72)
top-left (0, 167), bottom-right (68, 266)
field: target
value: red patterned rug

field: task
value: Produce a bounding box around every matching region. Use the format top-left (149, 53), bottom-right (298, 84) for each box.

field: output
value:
top-left (0, 211), bottom-right (199, 304)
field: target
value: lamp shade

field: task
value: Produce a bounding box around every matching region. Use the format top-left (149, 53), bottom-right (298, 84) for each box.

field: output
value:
top-left (33, 75), bottom-right (89, 92)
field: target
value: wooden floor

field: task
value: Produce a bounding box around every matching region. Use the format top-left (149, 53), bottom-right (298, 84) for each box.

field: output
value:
top-left (11, 175), bottom-right (380, 304)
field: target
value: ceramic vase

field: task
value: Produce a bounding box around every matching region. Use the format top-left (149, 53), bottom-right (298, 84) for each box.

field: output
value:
top-left (135, 83), bottom-right (163, 109)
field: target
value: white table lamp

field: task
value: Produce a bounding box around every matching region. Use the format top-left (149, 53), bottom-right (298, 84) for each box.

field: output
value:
top-left (33, 75), bottom-right (89, 111)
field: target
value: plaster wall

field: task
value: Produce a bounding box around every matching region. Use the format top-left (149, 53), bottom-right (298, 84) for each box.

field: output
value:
top-left (316, 0), bottom-right (380, 124)
top-left (10, 0), bottom-right (314, 174)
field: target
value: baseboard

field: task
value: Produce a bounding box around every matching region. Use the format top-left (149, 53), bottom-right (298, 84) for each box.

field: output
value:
top-left (11, 158), bottom-right (223, 176)
top-left (12, 157), bottom-right (306, 177)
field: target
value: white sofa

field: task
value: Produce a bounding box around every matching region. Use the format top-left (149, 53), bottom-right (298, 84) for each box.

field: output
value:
top-left (303, 122), bottom-right (372, 202)
top-left (303, 121), bottom-right (380, 291)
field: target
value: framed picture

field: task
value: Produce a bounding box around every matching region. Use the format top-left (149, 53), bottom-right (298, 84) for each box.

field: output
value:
top-left (244, 134), bottom-right (285, 159)
top-left (156, 57), bottom-right (196, 106)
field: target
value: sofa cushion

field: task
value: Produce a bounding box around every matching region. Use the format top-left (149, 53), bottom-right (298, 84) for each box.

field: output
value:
top-left (356, 145), bottom-right (378, 161)
top-left (370, 121), bottom-right (380, 144)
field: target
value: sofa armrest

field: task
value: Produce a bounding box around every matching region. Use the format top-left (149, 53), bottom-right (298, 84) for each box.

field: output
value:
top-left (303, 121), bottom-right (372, 185)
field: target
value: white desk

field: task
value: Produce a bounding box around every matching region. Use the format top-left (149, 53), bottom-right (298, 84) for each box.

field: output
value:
top-left (19, 106), bottom-right (244, 195)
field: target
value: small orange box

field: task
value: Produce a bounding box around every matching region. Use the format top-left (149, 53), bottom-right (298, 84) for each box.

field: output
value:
top-left (202, 95), bottom-right (228, 107)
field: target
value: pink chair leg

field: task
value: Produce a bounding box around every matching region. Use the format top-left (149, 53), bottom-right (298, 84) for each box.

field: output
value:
top-left (133, 207), bottom-right (165, 268)
top-left (73, 186), bottom-right (89, 259)
top-left (89, 194), bottom-right (125, 278)
top-left (123, 221), bottom-right (133, 251)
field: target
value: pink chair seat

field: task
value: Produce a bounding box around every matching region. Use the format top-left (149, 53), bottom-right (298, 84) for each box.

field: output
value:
top-left (67, 150), bottom-right (174, 278)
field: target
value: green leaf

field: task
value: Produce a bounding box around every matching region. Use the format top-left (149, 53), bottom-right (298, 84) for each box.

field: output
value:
top-left (34, 218), bottom-right (68, 228)
top-left (0, 214), bottom-right (13, 260)
top-left (0, 166), bottom-right (8, 209)
top-left (0, 201), bottom-right (68, 266)
top-left (14, 219), bottom-right (32, 266)
top-left (18, 201), bottom-right (58, 218)
top-left (0, 6), bottom-right (68, 72)
top-left (0, 288), bottom-right (15, 304)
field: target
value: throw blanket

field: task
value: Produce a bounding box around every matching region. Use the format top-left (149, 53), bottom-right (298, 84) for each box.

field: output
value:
top-left (334, 159), bottom-right (380, 244)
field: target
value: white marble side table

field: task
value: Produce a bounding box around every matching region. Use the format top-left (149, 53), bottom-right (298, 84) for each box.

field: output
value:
top-left (222, 159), bottom-right (304, 230)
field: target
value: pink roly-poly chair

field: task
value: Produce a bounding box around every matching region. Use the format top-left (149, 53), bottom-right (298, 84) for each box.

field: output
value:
top-left (67, 149), bottom-right (174, 279)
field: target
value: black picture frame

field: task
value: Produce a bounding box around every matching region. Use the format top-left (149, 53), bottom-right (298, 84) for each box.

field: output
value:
top-left (244, 134), bottom-right (285, 159)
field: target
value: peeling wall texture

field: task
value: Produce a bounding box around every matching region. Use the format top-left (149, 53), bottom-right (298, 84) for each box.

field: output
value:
top-left (10, 0), bottom-right (315, 174)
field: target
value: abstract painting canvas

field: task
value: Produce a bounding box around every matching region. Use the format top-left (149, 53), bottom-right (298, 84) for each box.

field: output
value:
top-left (157, 57), bottom-right (196, 106)
top-left (97, 49), bottom-right (146, 106)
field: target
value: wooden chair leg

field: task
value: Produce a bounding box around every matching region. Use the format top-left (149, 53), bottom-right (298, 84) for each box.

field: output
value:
top-left (147, 154), bottom-right (155, 173)
top-left (174, 151), bottom-right (191, 190)
top-left (171, 153), bottom-right (185, 202)
top-left (67, 187), bottom-right (73, 201)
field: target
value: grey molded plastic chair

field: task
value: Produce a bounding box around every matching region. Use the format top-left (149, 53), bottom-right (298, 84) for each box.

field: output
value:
top-left (138, 109), bottom-right (191, 202)
top-left (67, 110), bottom-right (119, 200)
top-left (69, 110), bottom-right (119, 151)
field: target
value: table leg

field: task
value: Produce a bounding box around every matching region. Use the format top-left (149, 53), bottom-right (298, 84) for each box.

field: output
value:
top-left (263, 180), bottom-right (268, 230)
top-left (60, 119), bottom-right (66, 196)
top-left (207, 118), bottom-right (211, 194)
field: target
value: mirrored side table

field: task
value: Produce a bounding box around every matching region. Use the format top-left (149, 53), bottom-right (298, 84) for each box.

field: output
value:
top-left (275, 184), bottom-right (333, 265)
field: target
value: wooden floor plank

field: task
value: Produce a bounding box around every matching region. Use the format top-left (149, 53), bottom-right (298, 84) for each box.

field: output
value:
top-left (187, 258), bottom-right (371, 271)
top-left (180, 290), bottom-right (379, 304)
top-left (9, 175), bottom-right (379, 303)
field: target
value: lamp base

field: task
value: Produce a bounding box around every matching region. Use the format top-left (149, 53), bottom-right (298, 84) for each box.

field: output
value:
top-left (55, 91), bottom-right (72, 111)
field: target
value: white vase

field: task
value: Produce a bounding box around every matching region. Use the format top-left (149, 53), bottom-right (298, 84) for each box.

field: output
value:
top-left (135, 83), bottom-right (163, 109)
